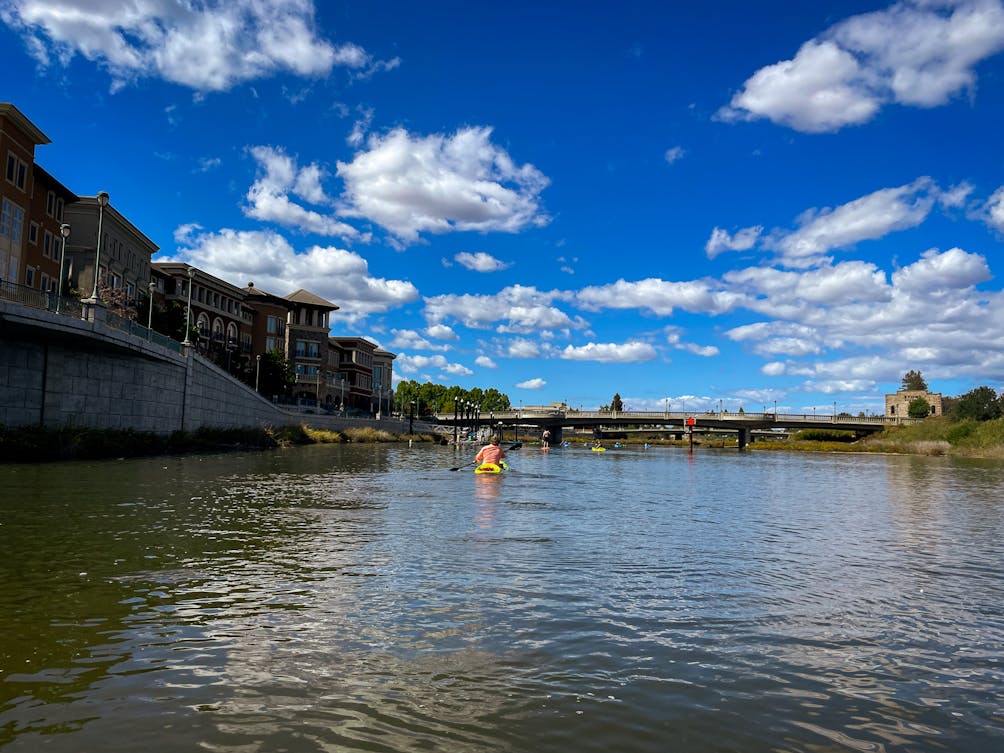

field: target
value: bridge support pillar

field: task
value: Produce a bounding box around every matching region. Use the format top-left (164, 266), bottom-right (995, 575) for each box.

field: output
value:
top-left (737, 427), bottom-right (751, 451)
top-left (542, 423), bottom-right (563, 445)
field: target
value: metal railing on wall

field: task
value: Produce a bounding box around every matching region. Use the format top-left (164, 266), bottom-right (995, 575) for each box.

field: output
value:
top-left (1, 279), bottom-right (183, 354)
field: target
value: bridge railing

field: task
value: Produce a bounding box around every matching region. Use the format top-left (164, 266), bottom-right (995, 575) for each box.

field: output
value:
top-left (432, 409), bottom-right (910, 426)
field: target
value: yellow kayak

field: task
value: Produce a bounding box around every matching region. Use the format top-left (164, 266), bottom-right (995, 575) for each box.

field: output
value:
top-left (474, 461), bottom-right (508, 474)
top-left (591, 446), bottom-right (606, 452)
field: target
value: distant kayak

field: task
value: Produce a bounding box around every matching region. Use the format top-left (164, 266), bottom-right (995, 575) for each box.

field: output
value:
top-left (474, 461), bottom-right (508, 474)
top-left (591, 447), bottom-right (606, 452)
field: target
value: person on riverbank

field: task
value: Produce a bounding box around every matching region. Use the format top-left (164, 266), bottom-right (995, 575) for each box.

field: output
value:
top-left (541, 429), bottom-right (550, 449)
top-left (476, 438), bottom-right (506, 466)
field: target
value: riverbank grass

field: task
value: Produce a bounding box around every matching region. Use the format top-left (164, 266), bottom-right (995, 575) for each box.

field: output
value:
top-left (0, 423), bottom-right (441, 462)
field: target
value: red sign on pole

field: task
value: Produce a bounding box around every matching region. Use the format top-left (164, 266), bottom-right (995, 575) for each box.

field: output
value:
top-left (686, 416), bottom-right (696, 426)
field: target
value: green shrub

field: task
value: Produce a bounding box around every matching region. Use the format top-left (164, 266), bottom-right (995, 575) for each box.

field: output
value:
top-left (793, 429), bottom-right (857, 443)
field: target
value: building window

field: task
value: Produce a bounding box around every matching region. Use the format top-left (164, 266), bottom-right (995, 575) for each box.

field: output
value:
top-left (46, 190), bottom-right (55, 216)
top-left (28, 222), bottom-right (38, 244)
top-left (295, 340), bottom-right (320, 358)
top-left (42, 230), bottom-right (53, 258)
top-left (5, 152), bottom-right (27, 190)
top-left (267, 315), bottom-right (285, 335)
top-left (40, 272), bottom-right (51, 292)
top-left (55, 198), bottom-right (64, 221)
top-left (25, 266), bottom-right (35, 287)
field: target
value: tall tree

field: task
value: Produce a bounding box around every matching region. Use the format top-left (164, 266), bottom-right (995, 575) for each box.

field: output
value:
top-left (953, 386), bottom-right (1001, 422)
top-left (611, 393), bottom-right (624, 412)
top-left (257, 350), bottom-right (295, 397)
top-left (901, 370), bottom-right (928, 391)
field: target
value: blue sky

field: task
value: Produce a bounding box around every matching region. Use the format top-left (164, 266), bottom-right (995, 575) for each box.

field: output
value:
top-left (4, 0), bottom-right (1004, 414)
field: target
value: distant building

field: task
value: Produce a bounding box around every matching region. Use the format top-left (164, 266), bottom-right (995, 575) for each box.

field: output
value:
top-left (65, 195), bottom-right (158, 305)
top-left (886, 389), bottom-right (942, 418)
top-left (1, 102), bottom-right (51, 285)
top-left (373, 348), bottom-right (396, 417)
top-left (26, 165), bottom-right (76, 294)
top-left (285, 289), bottom-right (339, 404)
top-left (152, 263), bottom-right (250, 369)
top-left (329, 336), bottom-right (377, 413)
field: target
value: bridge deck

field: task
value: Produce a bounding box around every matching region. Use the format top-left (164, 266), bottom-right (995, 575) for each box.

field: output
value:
top-left (432, 410), bottom-right (914, 434)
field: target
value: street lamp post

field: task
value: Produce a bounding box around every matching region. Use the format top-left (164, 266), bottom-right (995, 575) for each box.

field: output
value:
top-left (88, 191), bottom-right (109, 301)
top-left (255, 354), bottom-right (262, 391)
top-left (409, 400), bottom-right (416, 435)
top-left (181, 266), bottom-right (195, 346)
top-left (146, 280), bottom-right (155, 339)
top-left (55, 223), bottom-right (70, 313)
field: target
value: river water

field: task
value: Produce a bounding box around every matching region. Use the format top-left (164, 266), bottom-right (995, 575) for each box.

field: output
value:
top-left (1, 443), bottom-right (1002, 752)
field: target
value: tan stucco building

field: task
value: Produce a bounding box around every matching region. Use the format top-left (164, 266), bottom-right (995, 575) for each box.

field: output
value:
top-left (885, 389), bottom-right (942, 418)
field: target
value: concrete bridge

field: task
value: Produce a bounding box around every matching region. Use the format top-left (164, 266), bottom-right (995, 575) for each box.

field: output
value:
top-left (433, 407), bottom-right (916, 450)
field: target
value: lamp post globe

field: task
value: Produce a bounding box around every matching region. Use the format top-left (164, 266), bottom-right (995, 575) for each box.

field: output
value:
top-left (88, 191), bottom-right (109, 301)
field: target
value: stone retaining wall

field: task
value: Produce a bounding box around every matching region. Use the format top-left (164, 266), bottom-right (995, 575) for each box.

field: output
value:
top-left (1, 300), bottom-right (426, 437)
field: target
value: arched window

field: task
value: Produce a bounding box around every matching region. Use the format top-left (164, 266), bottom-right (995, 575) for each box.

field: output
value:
top-left (226, 322), bottom-right (238, 346)
top-left (212, 317), bottom-right (224, 342)
top-left (196, 312), bottom-right (210, 334)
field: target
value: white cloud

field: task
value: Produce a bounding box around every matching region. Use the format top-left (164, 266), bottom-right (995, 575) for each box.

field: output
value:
top-left (424, 285), bottom-right (585, 333)
top-left (444, 362), bottom-right (474, 376)
top-left (719, 39), bottom-right (880, 132)
top-left (767, 178), bottom-right (937, 264)
top-left (337, 126), bottom-right (550, 244)
top-left (664, 145), bottom-right (685, 164)
top-left (2, 0), bottom-right (382, 92)
top-left (165, 227), bottom-right (417, 321)
top-left (720, 0), bottom-right (1004, 132)
top-left (425, 323), bottom-right (459, 341)
top-left (890, 247), bottom-right (991, 295)
top-left (506, 338), bottom-right (541, 358)
top-left (516, 378), bottom-right (547, 390)
top-left (454, 251), bottom-right (511, 272)
top-left (245, 146), bottom-right (364, 240)
top-left (665, 328), bottom-right (719, 357)
top-left (560, 341), bottom-right (658, 363)
top-left (475, 355), bottom-right (497, 368)
top-left (983, 186), bottom-right (1004, 232)
top-left (195, 156), bottom-right (221, 173)
top-left (576, 278), bottom-right (744, 316)
top-left (396, 353), bottom-right (471, 377)
top-left (705, 225), bottom-right (763, 258)
top-left (726, 322), bottom-right (824, 357)
top-left (678, 342), bottom-right (719, 357)
top-left (388, 329), bottom-right (450, 351)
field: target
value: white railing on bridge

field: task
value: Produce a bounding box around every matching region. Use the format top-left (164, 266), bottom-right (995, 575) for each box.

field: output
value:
top-left (433, 409), bottom-right (913, 426)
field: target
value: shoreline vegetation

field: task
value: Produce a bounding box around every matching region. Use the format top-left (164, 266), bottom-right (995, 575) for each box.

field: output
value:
top-left (3, 415), bottom-right (1004, 462)
top-left (0, 424), bottom-right (443, 463)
